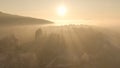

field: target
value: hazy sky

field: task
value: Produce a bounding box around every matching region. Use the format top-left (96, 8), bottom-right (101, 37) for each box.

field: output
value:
top-left (0, 0), bottom-right (120, 23)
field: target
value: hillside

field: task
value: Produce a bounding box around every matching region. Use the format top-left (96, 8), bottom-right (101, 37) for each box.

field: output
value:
top-left (0, 11), bottom-right (53, 25)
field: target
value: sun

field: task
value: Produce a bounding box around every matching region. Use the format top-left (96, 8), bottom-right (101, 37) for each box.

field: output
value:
top-left (57, 5), bottom-right (67, 16)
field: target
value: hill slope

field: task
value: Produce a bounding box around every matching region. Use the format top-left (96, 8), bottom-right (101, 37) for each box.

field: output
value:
top-left (0, 11), bottom-right (53, 25)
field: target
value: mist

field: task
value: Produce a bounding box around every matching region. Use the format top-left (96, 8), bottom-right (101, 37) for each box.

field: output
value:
top-left (0, 1), bottom-right (120, 67)
top-left (0, 22), bottom-right (120, 68)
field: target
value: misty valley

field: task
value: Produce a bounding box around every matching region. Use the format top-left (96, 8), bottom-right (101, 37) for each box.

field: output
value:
top-left (0, 24), bottom-right (120, 68)
top-left (0, 0), bottom-right (120, 67)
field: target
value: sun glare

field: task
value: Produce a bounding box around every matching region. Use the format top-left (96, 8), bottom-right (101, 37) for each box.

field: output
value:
top-left (53, 20), bottom-right (87, 26)
top-left (57, 5), bottom-right (67, 16)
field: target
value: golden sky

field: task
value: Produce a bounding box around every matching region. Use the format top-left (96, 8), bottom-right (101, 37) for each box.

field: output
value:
top-left (0, 0), bottom-right (120, 24)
